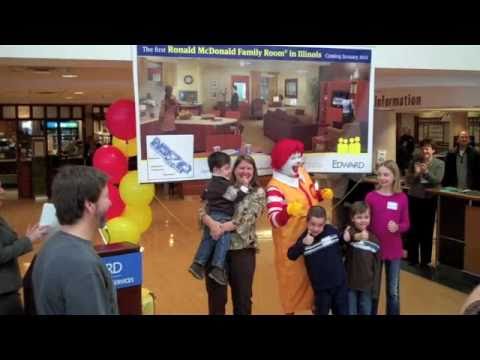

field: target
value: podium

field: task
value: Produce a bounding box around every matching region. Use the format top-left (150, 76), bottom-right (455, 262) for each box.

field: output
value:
top-left (428, 188), bottom-right (480, 275)
top-left (95, 242), bottom-right (143, 315)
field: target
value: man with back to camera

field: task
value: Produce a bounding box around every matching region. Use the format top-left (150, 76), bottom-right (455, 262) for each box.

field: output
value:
top-left (33, 165), bottom-right (119, 315)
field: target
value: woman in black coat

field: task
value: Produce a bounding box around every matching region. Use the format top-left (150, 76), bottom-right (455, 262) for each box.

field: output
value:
top-left (0, 181), bottom-right (48, 314)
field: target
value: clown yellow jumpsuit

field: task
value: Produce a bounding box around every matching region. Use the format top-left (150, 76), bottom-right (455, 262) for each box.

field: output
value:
top-left (267, 167), bottom-right (321, 313)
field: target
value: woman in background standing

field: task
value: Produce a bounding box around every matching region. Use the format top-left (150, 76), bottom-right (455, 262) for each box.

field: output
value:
top-left (0, 180), bottom-right (48, 314)
top-left (159, 85), bottom-right (179, 133)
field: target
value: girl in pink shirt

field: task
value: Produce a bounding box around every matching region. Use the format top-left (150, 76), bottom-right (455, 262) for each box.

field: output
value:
top-left (365, 160), bottom-right (409, 315)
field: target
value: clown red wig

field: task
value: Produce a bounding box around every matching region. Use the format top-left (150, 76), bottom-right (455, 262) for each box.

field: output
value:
top-left (270, 139), bottom-right (304, 171)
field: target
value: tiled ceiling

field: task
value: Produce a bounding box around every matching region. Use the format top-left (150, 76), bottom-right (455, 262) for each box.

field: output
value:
top-left (0, 58), bottom-right (133, 104)
top-left (1, 58), bottom-right (480, 106)
top-left (375, 68), bottom-right (480, 88)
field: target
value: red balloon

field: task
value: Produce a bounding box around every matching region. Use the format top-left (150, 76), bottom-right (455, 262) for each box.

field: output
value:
top-left (93, 145), bottom-right (128, 184)
top-left (106, 182), bottom-right (125, 220)
top-left (106, 99), bottom-right (136, 140)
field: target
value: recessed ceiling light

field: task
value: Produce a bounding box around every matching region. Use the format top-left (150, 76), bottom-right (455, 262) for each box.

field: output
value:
top-left (30, 67), bottom-right (53, 74)
top-left (62, 74), bottom-right (79, 78)
top-left (73, 91), bottom-right (84, 95)
top-left (35, 91), bottom-right (57, 95)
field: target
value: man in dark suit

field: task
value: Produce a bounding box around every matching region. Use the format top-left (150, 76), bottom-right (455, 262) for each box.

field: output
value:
top-left (0, 180), bottom-right (48, 315)
top-left (443, 130), bottom-right (480, 190)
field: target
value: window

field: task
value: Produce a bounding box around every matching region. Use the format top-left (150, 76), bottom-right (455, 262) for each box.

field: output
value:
top-left (233, 82), bottom-right (247, 102)
top-left (260, 77), bottom-right (269, 101)
top-left (91, 104), bottom-right (111, 145)
top-left (92, 105), bottom-right (102, 115)
top-left (418, 119), bottom-right (449, 153)
top-left (32, 106), bottom-right (45, 119)
top-left (147, 63), bottom-right (162, 82)
top-left (92, 106), bottom-right (107, 120)
top-left (2, 106), bottom-right (16, 119)
top-left (60, 106), bottom-right (71, 119)
top-left (46, 106), bottom-right (58, 118)
top-left (468, 118), bottom-right (480, 146)
top-left (285, 79), bottom-right (298, 99)
top-left (18, 106), bottom-right (31, 119)
top-left (72, 106), bottom-right (83, 119)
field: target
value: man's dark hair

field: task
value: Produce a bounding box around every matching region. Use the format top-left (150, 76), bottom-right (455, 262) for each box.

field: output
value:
top-left (419, 138), bottom-right (435, 150)
top-left (207, 151), bottom-right (231, 172)
top-left (51, 165), bottom-right (108, 225)
top-left (307, 206), bottom-right (327, 221)
top-left (233, 85), bottom-right (237, 91)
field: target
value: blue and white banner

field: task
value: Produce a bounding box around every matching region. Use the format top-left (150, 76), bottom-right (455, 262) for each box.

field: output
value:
top-left (137, 45), bottom-right (371, 63)
top-left (101, 252), bottom-right (143, 289)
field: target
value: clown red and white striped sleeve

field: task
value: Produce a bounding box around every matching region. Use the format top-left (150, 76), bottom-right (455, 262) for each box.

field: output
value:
top-left (266, 185), bottom-right (289, 228)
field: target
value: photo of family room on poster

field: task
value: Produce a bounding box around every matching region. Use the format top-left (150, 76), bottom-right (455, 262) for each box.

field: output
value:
top-left (134, 45), bottom-right (373, 182)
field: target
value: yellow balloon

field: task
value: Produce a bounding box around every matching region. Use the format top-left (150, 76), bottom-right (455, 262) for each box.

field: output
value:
top-left (321, 188), bottom-right (334, 201)
top-left (112, 137), bottom-right (127, 156)
top-left (119, 171), bottom-right (155, 206)
top-left (106, 216), bottom-right (141, 245)
top-left (128, 139), bottom-right (137, 157)
top-left (112, 137), bottom-right (137, 157)
top-left (99, 227), bottom-right (109, 243)
top-left (123, 204), bottom-right (152, 234)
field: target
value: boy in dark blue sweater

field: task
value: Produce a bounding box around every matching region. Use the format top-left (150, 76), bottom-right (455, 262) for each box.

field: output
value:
top-left (288, 206), bottom-right (348, 315)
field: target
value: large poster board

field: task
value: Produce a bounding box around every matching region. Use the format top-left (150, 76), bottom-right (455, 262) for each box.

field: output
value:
top-left (133, 45), bottom-right (374, 183)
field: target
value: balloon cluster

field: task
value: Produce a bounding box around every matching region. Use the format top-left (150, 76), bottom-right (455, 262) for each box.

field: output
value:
top-left (92, 99), bottom-right (155, 245)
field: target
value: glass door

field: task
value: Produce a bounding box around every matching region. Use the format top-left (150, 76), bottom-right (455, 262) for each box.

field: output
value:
top-left (19, 120), bottom-right (47, 199)
top-left (0, 120), bottom-right (18, 196)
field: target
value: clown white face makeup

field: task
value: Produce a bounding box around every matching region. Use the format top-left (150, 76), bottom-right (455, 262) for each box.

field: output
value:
top-left (280, 152), bottom-right (303, 178)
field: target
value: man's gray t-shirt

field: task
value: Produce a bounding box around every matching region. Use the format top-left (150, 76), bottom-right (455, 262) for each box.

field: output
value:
top-left (32, 231), bottom-right (118, 315)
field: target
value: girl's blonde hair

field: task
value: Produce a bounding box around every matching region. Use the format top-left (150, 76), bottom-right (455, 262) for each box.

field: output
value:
top-left (376, 160), bottom-right (402, 193)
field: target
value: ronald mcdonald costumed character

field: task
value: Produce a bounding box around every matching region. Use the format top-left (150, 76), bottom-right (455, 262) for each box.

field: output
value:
top-left (267, 138), bottom-right (333, 314)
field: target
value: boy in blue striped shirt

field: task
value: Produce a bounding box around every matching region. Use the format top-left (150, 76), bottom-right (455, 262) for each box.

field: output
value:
top-left (288, 206), bottom-right (348, 315)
